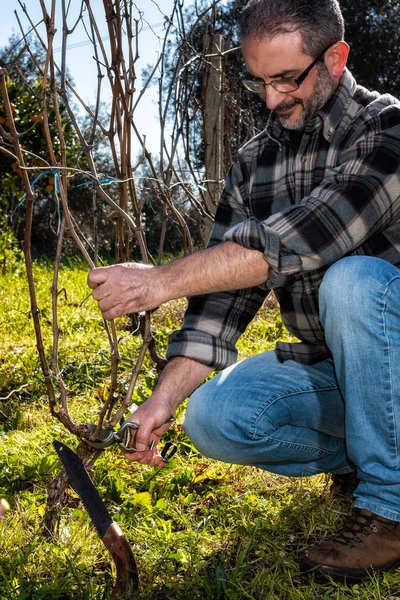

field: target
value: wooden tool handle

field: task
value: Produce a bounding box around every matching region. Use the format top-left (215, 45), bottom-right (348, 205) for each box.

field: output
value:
top-left (103, 522), bottom-right (139, 597)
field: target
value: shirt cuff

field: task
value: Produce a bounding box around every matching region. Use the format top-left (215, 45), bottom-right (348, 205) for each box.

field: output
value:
top-left (223, 217), bottom-right (302, 285)
top-left (275, 341), bottom-right (332, 364)
top-left (166, 329), bottom-right (238, 371)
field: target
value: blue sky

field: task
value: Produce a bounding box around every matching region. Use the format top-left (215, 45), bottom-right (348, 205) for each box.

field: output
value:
top-left (0, 0), bottom-right (177, 153)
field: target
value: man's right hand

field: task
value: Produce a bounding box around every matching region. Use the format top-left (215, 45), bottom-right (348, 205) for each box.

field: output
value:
top-left (120, 357), bottom-right (214, 467)
top-left (123, 394), bottom-right (176, 467)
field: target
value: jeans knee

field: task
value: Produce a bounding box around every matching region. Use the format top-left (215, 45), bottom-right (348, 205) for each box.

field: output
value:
top-left (183, 370), bottom-right (261, 463)
top-left (183, 382), bottom-right (222, 458)
top-left (319, 256), bottom-right (397, 326)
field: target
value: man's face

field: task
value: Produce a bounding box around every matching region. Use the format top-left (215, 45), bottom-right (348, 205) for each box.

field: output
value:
top-left (242, 31), bottom-right (337, 130)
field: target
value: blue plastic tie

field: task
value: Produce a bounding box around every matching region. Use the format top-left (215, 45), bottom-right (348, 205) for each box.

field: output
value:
top-left (77, 177), bottom-right (123, 188)
top-left (16, 169), bottom-right (61, 233)
top-left (17, 169), bottom-right (59, 207)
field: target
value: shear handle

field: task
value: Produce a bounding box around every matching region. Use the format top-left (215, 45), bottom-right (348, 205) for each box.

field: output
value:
top-left (116, 417), bottom-right (176, 453)
top-left (114, 421), bottom-right (140, 452)
top-left (161, 442), bottom-right (178, 462)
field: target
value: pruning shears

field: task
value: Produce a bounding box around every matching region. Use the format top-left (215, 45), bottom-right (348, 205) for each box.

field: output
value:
top-left (81, 418), bottom-right (177, 461)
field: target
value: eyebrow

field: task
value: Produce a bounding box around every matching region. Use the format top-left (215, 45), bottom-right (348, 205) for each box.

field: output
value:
top-left (269, 68), bottom-right (298, 78)
top-left (245, 68), bottom-right (298, 80)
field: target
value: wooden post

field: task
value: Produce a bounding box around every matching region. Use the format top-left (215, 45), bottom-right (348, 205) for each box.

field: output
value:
top-left (203, 33), bottom-right (225, 240)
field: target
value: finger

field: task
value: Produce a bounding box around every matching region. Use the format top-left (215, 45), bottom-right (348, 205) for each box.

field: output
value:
top-left (151, 447), bottom-right (168, 468)
top-left (123, 424), bottom-right (154, 453)
top-left (97, 297), bottom-right (135, 320)
top-left (102, 311), bottom-right (116, 321)
top-left (124, 451), bottom-right (145, 462)
top-left (96, 295), bottom-right (116, 311)
top-left (152, 420), bottom-right (175, 438)
top-left (87, 267), bottom-right (110, 289)
top-left (91, 286), bottom-right (108, 301)
top-left (124, 449), bottom-right (165, 467)
top-left (124, 450), bottom-right (149, 463)
top-left (94, 300), bottom-right (126, 321)
top-left (134, 426), bottom-right (155, 452)
top-left (125, 416), bottom-right (174, 451)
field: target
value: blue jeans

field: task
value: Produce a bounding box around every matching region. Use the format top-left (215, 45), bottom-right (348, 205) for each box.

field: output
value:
top-left (183, 257), bottom-right (400, 521)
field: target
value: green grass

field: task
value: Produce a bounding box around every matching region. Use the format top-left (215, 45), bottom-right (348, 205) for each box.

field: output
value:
top-left (1, 261), bottom-right (400, 599)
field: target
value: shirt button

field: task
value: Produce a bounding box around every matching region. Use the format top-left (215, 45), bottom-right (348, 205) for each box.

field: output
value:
top-left (301, 156), bottom-right (307, 163)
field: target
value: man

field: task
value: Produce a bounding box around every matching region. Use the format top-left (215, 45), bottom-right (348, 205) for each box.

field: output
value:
top-left (88, 0), bottom-right (400, 583)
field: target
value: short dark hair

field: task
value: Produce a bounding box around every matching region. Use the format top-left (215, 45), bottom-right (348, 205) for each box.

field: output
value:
top-left (238, 0), bottom-right (345, 57)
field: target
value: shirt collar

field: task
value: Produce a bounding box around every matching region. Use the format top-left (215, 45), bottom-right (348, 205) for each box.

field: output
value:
top-left (318, 68), bottom-right (358, 141)
top-left (266, 68), bottom-right (358, 145)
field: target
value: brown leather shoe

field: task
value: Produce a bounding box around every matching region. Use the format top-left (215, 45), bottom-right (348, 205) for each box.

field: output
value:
top-left (299, 508), bottom-right (400, 583)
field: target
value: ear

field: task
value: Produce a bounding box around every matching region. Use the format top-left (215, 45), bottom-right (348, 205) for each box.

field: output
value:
top-left (325, 41), bottom-right (349, 80)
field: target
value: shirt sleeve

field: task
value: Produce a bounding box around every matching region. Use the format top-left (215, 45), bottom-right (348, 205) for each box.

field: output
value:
top-left (224, 110), bottom-right (400, 287)
top-left (166, 158), bottom-right (269, 370)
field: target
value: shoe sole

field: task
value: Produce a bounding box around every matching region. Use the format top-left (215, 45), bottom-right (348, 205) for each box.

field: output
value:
top-left (299, 555), bottom-right (400, 584)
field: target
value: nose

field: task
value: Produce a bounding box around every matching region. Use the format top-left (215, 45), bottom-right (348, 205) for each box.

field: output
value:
top-left (262, 86), bottom-right (289, 111)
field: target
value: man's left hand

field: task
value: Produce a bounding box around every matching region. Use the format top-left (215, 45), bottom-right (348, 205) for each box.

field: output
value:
top-left (88, 242), bottom-right (269, 321)
top-left (87, 263), bottom-right (160, 320)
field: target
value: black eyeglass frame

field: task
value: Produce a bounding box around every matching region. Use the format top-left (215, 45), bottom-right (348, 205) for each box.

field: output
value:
top-left (243, 43), bottom-right (333, 94)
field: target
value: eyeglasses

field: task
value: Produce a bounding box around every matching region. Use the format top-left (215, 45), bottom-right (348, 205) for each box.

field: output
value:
top-left (243, 44), bottom-right (332, 94)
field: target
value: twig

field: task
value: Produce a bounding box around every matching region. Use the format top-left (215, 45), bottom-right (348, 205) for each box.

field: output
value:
top-left (0, 383), bottom-right (30, 401)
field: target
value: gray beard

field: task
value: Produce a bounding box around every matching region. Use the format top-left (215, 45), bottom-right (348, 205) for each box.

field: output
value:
top-left (277, 64), bottom-right (336, 131)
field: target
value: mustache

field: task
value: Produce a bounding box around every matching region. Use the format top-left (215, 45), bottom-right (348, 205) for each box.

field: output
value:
top-left (275, 99), bottom-right (303, 111)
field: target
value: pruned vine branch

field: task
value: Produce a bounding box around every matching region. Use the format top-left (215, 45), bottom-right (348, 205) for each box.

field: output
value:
top-left (0, 0), bottom-right (236, 529)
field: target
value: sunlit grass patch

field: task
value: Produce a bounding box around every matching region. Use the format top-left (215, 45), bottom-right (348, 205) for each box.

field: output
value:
top-left (1, 263), bottom-right (400, 598)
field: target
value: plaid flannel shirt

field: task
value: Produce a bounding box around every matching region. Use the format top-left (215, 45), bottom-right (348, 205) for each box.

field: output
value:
top-left (167, 69), bottom-right (400, 368)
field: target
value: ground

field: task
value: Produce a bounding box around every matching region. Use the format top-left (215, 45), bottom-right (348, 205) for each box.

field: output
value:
top-left (0, 261), bottom-right (399, 599)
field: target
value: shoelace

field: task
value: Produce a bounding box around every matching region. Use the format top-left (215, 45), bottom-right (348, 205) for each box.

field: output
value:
top-left (334, 509), bottom-right (397, 548)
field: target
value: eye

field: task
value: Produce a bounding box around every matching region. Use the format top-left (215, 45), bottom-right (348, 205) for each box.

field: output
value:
top-left (275, 74), bottom-right (296, 82)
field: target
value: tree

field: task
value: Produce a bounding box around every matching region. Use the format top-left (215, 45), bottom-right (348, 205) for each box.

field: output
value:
top-left (161, 0), bottom-right (400, 188)
top-left (158, 1), bottom-right (267, 177)
top-left (341, 0), bottom-right (400, 98)
top-left (0, 37), bottom-right (118, 257)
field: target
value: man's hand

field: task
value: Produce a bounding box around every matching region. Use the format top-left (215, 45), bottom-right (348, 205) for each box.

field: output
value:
top-left (122, 395), bottom-right (176, 467)
top-left (87, 263), bottom-right (161, 320)
top-left (88, 242), bottom-right (269, 321)
top-left (120, 358), bottom-right (213, 466)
